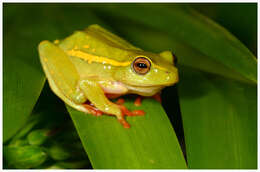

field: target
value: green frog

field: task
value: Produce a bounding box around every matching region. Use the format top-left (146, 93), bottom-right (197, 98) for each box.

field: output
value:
top-left (38, 24), bottom-right (178, 128)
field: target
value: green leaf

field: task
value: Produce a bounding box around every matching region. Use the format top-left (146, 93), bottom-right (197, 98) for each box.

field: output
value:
top-left (178, 66), bottom-right (257, 168)
top-left (67, 98), bottom-right (187, 169)
top-left (3, 5), bottom-right (46, 142)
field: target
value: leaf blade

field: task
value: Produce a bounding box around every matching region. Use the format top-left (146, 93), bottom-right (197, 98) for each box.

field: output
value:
top-left (67, 98), bottom-right (187, 169)
top-left (3, 27), bottom-right (46, 142)
top-left (178, 66), bottom-right (257, 168)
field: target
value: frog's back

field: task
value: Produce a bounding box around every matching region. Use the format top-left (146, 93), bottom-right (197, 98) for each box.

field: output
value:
top-left (68, 54), bottom-right (116, 80)
top-left (58, 25), bottom-right (141, 63)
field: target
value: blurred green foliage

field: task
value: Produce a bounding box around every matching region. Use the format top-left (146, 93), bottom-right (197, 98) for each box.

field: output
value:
top-left (193, 3), bottom-right (257, 55)
top-left (4, 84), bottom-right (91, 169)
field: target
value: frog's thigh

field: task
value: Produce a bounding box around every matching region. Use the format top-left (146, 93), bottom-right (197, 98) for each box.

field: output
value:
top-left (79, 79), bottom-right (123, 119)
top-left (38, 41), bottom-right (87, 108)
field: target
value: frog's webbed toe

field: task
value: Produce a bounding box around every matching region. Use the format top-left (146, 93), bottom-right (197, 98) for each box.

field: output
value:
top-left (82, 103), bottom-right (103, 116)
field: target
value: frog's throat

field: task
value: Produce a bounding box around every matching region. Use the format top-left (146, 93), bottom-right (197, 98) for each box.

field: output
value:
top-left (126, 84), bottom-right (164, 96)
top-left (66, 49), bottom-right (167, 71)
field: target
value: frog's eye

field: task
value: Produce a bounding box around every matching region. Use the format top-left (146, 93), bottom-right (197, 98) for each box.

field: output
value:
top-left (132, 57), bottom-right (151, 75)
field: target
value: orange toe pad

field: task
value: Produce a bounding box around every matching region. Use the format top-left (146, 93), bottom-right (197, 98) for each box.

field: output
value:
top-left (82, 104), bottom-right (103, 116)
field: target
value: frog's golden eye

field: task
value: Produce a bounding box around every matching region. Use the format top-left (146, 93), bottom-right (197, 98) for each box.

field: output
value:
top-left (132, 57), bottom-right (151, 75)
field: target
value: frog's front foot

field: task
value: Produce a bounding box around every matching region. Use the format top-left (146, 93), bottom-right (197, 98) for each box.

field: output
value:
top-left (115, 103), bottom-right (145, 128)
top-left (82, 102), bottom-right (131, 128)
top-left (116, 105), bottom-right (145, 128)
top-left (118, 104), bottom-right (145, 117)
top-left (82, 98), bottom-right (145, 128)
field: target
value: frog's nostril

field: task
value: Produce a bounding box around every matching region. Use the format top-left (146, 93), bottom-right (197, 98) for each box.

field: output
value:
top-left (166, 71), bottom-right (170, 74)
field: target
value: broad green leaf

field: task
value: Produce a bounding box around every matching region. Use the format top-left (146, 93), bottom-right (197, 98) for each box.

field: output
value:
top-left (3, 5), bottom-right (46, 142)
top-left (3, 58), bottom-right (45, 143)
top-left (91, 4), bottom-right (256, 83)
top-left (67, 98), bottom-right (187, 169)
top-left (178, 66), bottom-right (257, 169)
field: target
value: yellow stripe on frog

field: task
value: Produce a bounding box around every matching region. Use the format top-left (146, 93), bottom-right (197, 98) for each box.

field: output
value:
top-left (67, 49), bottom-right (168, 71)
top-left (67, 49), bottom-right (131, 66)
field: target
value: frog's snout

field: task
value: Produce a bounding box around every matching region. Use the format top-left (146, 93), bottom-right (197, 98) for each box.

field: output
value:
top-left (165, 68), bottom-right (179, 85)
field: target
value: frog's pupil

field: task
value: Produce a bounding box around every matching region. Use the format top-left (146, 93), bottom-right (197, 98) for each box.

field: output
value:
top-left (137, 63), bottom-right (147, 68)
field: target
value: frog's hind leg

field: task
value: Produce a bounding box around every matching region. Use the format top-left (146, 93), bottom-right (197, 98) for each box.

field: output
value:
top-left (38, 41), bottom-right (88, 112)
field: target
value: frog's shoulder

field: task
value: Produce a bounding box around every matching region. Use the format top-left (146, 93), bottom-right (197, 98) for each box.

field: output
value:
top-left (85, 24), bottom-right (141, 51)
